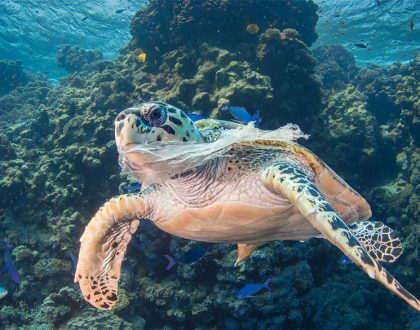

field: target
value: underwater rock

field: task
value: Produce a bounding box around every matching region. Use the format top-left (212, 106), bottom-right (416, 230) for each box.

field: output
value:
top-left (0, 303), bottom-right (32, 327)
top-left (309, 281), bottom-right (381, 330)
top-left (0, 77), bottom-right (50, 122)
top-left (131, 44), bottom-right (273, 119)
top-left (0, 133), bottom-right (15, 161)
top-left (34, 286), bottom-right (83, 326)
top-left (34, 258), bottom-right (71, 280)
top-left (65, 309), bottom-right (137, 330)
top-left (0, 60), bottom-right (27, 95)
top-left (368, 145), bottom-right (420, 272)
top-left (56, 45), bottom-right (104, 73)
top-left (256, 28), bottom-right (321, 126)
top-left (130, 0), bottom-right (319, 56)
top-left (113, 288), bottom-right (131, 312)
top-left (317, 85), bottom-right (381, 185)
top-left (312, 44), bottom-right (358, 90)
top-left (355, 57), bottom-right (420, 145)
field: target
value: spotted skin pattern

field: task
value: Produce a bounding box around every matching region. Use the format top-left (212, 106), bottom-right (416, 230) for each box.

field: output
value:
top-left (261, 162), bottom-right (420, 312)
top-left (75, 194), bottom-right (149, 310)
top-left (114, 101), bottom-right (202, 146)
top-left (349, 221), bottom-right (403, 263)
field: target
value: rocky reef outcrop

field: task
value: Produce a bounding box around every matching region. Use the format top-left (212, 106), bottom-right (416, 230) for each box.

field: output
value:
top-left (126, 0), bottom-right (322, 129)
top-left (256, 28), bottom-right (321, 125)
top-left (130, 0), bottom-right (319, 55)
top-left (0, 0), bottom-right (419, 329)
top-left (0, 60), bottom-right (27, 95)
top-left (312, 44), bottom-right (358, 90)
top-left (129, 44), bottom-right (274, 120)
top-left (56, 45), bottom-right (104, 73)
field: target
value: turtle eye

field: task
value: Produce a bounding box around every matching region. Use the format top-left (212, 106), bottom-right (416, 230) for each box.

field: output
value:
top-left (116, 113), bottom-right (126, 122)
top-left (146, 106), bottom-right (167, 127)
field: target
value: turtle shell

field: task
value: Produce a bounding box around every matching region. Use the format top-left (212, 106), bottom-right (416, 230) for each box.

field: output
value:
top-left (240, 139), bottom-right (372, 224)
top-left (194, 119), bottom-right (371, 224)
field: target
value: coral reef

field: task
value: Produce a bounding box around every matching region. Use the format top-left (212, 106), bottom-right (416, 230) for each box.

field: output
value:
top-left (312, 44), bottom-right (358, 90)
top-left (56, 45), bottom-right (103, 73)
top-left (318, 85), bottom-right (381, 184)
top-left (256, 28), bottom-right (321, 125)
top-left (0, 1), bottom-right (419, 329)
top-left (355, 60), bottom-right (419, 145)
top-left (127, 0), bottom-right (321, 128)
top-left (0, 60), bottom-right (27, 95)
top-left (130, 0), bottom-right (319, 55)
top-left (131, 44), bottom-right (274, 119)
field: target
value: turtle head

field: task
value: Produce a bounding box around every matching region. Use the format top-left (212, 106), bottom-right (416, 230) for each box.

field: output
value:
top-left (115, 101), bottom-right (202, 151)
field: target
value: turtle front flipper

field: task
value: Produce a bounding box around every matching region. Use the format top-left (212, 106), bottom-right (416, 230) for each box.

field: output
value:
top-left (349, 221), bottom-right (403, 263)
top-left (75, 194), bottom-right (153, 310)
top-left (261, 162), bottom-right (420, 312)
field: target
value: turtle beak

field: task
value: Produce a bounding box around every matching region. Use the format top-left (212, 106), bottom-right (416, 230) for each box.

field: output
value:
top-left (115, 109), bottom-right (150, 151)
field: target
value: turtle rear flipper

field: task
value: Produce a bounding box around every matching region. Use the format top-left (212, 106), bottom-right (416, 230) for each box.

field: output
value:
top-left (262, 162), bottom-right (420, 312)
top-left (349, 221), bottom-right (403, 263)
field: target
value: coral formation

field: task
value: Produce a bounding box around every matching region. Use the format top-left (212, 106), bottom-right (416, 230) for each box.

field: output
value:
top-left (130, 0), bottom-right (319, 55)
top-left (130, 44), bottom-right (274, 119)
top-left (318, 85), bottom-right (381, 184)
top-left (256, 28), bottom-right (321, 125)
top-left (0, 60), bottom-right (27, 95)
top-left (56, 45), bottom-right (103, 73)
top-left (0, 0), bottom-right (419, 329)
top-left (312, 44), bottom-right (358, 89)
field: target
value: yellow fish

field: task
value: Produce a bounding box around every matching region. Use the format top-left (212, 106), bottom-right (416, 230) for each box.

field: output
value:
top-left (137, 53), bottom-right (146, 62)
top-left (134, 48), bottom-right (147, 63)
top-left (245, 23), bottom-right (259, 35)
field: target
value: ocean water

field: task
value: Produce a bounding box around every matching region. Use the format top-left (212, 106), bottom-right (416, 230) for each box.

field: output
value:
top-left (0, 0), bottom-right (419, 329)
top-left (0, 0), bottom-right (147, 76)
top-left (315, 0), bottom-right (419, 66)
top-left (0, 0), bottom-right (418, 76)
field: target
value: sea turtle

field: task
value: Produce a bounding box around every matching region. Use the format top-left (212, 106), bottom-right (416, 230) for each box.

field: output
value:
top-left (75, 101), bottom-right (420, 312)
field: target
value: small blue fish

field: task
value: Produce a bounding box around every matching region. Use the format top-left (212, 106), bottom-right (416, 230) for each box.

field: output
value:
top-left (187, 113), bottom-right (206, 122)
top-left (125, 182), bottom-right (142, 193)
top-left (164, 246), bottom-right (206, 270)
top-left (4, 242), bottom-right (20, 284)
top-left (236, 279), bottom-right (272, 299)
top-left (47, 78), bottom-right (59, 86)
top-left (0, 287), bottom-right (8, 299)
top-left (69, 252), bottom-right (78, 268)
top-left (222, 105), bottom-right (262, 127)
top-left (338, 255), bottom-right (353, 265)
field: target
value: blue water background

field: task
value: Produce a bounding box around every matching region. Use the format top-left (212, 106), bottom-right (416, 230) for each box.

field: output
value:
top-left (0, 0), bottom-right (418, 76)
top-left (315, 0), bottom-right (419, 66)
top-left (0, 0), bottom-right (147, 76)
